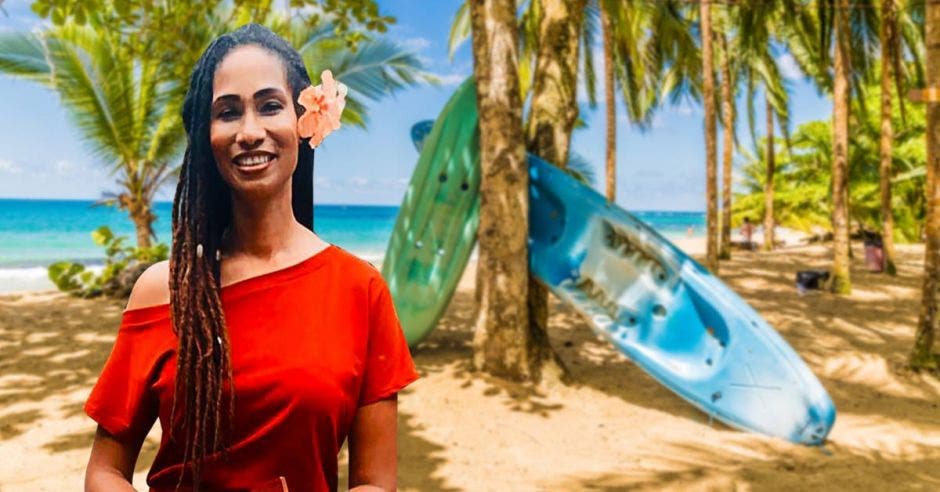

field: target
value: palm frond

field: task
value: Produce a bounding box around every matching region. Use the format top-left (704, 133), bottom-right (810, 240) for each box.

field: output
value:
top-left (0, 30), bottom-right (52, 84)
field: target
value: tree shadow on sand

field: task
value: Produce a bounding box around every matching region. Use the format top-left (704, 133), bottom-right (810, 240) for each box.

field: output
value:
top-left (539, 438), bottom-right (940, 490)
top-left (410, 242), bottom-right (939, 442)
top-left (0, 293), bottom-right (125, 443)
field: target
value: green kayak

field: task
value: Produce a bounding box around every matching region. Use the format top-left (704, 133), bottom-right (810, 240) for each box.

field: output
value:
top-left (380, 77), bottom-right (480, 346)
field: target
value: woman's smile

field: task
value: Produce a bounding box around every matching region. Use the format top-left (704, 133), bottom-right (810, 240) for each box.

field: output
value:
top-left (232, 150), bottom-right (278, 174)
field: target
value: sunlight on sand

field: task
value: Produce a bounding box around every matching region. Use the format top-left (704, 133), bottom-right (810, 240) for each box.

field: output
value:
top-left (1, 242), bottom-right (938, 490)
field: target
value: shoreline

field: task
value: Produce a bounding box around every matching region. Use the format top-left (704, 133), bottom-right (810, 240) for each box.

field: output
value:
top-left (0, 237), bottom-right (709, 296)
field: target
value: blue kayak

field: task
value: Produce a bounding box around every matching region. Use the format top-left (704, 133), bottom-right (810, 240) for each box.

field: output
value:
top-left (527, 155), bottom-right (835, 445)
top-left (400, 80), bottom-right (836, 445)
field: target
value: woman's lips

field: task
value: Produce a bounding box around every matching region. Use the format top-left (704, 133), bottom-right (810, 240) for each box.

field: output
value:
top-left (232, 153), bottom-right (275, 173)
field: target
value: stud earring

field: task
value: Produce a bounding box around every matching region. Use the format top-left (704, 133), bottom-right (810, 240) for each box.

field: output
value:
top-left (196, 243), bottom-right (204, 258)
top-left (215, 249), bottom-right (221, 261)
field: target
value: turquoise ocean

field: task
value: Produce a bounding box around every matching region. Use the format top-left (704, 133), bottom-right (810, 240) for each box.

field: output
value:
top-left (0, 198), bottom-right (705, 293)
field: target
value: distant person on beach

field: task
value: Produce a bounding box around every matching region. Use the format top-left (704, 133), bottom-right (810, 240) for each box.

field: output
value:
top-left (83, 24), bottom-right (417, 491)
top-left (687, 225), bottom-right (695, 237)
top-left (742, 217), bottom-right (755, 250)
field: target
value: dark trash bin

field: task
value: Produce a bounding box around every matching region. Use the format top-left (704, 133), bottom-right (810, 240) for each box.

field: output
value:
top-left (796, 270), bottom-right (830, 293)
top-left (863, 231), bottom-right (884, 273)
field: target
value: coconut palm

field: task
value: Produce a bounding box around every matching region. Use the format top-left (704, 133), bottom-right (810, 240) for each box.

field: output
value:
top-left (450, 0), bottom-right (667, 381)
top-left (911, 0), bottom-right (939, 370)
top-left (701, 0), bottom-right (720, 272)
top-left (0, 24), bottom-right (183, 248)
top-left (733, 89), bottom-right (926, 243)
top-left (879, 0), bottom-right (924, 275)
top-left (733, 1), bottom-right (795, 254)
top-left (783, 0), bottom-right (881, 294)
top-left (467, 0), bottom-right (547, 381)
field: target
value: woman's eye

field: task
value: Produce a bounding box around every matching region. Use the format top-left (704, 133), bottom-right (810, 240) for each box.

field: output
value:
top-left (261, 101), bottom-right (283, 113)
top-left (217, 108), bottom-right (239, 120)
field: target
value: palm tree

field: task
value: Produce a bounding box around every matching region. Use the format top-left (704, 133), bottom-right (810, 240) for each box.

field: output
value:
top-left (467, 0), bottom-right (546, 381)
top-left (911, 0), bottom-right (939, 370)
top-left (784, 0), bottom-right (881, 294)
top-left (452, 0), bottom-right (667, 196)
top-left (880, 0), bottom-right (900, 274)
top-left (719, 31), bottom-right (736, 259)
top-left (702, 0), bottom-right (719, 273)
top-left (602, 3), bottom-right (616, 203)
top-left (731, 1), bottom-right (796, 255)
top-left (829, 0), bottom-right (853, 294)
top-left (879, 0), bottom-right (924, 275)
top-left (0, 14), bottom-right (432, 248)
top-left (0, 25), bottom-right (183, 248)
top-left (519, 0), bottom-right (589, 384)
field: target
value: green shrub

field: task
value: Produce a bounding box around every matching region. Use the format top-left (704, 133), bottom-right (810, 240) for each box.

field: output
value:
top-left (47, 226), bottom-right (169, 298)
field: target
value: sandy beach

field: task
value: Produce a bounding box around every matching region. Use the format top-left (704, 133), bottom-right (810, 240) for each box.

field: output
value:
top-left (1, 241), bottom-right (938, 490)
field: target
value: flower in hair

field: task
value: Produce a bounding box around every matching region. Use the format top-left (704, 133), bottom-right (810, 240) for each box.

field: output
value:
top-left (297, 69), bottom-right (347, 148)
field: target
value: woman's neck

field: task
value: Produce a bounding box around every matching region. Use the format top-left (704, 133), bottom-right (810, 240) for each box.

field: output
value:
top-left (223, 189), bottom-right (306, 260)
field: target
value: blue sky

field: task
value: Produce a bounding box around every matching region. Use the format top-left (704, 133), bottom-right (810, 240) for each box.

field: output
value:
top-left (0, 0), bottom-right (833, 211)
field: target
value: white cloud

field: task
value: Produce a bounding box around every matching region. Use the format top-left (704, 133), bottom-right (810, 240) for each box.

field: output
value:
top-left (674, 101), bottom-right (696, 116)
top-left (376, 177), bottom-right (408, 189)
top-left (347, 176), bottom-right (369, 187)
top-left (650, 113), bottom-right (666, 129)
top-left (400, 37), bottom-right (431, 51)
top-left (0, 159), bottom-right (23, 174)
top-left (416, 55), bottom-right (434, 67)
top-left (53, 159), bottom-right (79, 175)
top-left (314, 176), bottom-right (333, 189)
top-left (776, 53), bottom-right (803, 81)
top-left (433, 72), bottom-right (470, 86)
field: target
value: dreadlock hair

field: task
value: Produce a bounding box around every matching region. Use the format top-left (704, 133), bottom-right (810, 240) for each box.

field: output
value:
top-left (169, 22), bottom-right (315, 491)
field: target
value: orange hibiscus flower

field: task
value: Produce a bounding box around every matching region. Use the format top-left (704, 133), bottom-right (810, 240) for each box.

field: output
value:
top-left (296, 69), bottom-right (347, 148)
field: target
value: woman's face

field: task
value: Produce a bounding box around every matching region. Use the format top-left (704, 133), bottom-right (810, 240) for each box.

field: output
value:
top-left (210, 44), bottom-right (299, 200)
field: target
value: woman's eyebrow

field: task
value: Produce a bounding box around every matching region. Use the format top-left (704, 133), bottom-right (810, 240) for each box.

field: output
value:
top-left (212, 94), bottom-right (241, 105)
top-left (211, 88), bottom-right (284, 105)
top-left (253, 87), bottom-right (286, 100)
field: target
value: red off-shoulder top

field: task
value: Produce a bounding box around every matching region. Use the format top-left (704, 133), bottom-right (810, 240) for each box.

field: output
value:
top-left (84, 244), bottom-right (419, 491)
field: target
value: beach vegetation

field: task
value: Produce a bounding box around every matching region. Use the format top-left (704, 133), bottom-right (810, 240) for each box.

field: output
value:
top-left (47, 226), bottom-right (168, 298)
top-left (733, 76), bottom-right (927, 245)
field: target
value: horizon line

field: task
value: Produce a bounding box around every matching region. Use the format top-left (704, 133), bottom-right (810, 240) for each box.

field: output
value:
top-left (0, 196), bottom-right (708, 214)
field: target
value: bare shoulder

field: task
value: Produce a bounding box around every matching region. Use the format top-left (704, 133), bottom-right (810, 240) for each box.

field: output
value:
top-left (125, 260), bottom-right (171, 310)
top-left (331, 245), bottom-right (383, 277)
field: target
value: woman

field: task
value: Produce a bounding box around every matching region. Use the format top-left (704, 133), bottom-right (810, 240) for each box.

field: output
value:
top-left (83, 23), bottom-right (418, 491)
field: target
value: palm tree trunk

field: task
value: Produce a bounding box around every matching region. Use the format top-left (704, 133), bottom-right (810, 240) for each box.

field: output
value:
top-left (830, 0), bottom-right (852, 294)
top-left (526, 0), bottom-right (586, 163)
top-left (719, 33), bottom-right (734, 261)
top-left (763, 97), bottom-right (776, 252)
top-left (880, 0), bottom-right (899, 275)
top-left (603, 5), bottom-right (616, 203)
top-left (911, 0), bottom-right (940, 369)
top-left (517, 0), bottom-right (589, 384)
top-left (130, 203), bottom-right (155, 249)
top-left (118, 175), bottom-right (155, 249)
top-left (701, 0), bottom-right (719, 273)
top-left (468, 0), bottom-right (561, 382)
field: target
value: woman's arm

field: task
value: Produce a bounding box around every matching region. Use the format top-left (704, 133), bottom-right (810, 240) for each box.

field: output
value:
top-left (348, 395), bottom-right (399, 491)
top-left (85, 424), bottom-right (148, 491)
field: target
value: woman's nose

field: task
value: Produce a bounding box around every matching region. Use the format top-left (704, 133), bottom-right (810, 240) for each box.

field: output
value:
top-left (236, 111), bottom-right (265, 147)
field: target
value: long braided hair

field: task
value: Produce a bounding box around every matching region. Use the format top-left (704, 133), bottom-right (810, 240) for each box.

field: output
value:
top-left (169, 23), bottom-right (315, 490)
